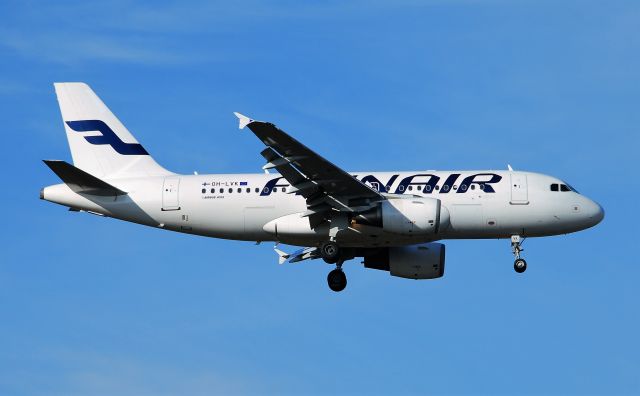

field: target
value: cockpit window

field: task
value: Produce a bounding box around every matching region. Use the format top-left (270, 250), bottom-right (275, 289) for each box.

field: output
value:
top-left (565, 183), bottom-right (579, 193)
top-left (551, 182), bottom-right (578, 193)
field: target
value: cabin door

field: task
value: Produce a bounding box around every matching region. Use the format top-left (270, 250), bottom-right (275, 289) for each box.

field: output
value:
top-left (162, 177), bottom-right (181, 211)
top-left (510, 173), bottom-right (528, 205)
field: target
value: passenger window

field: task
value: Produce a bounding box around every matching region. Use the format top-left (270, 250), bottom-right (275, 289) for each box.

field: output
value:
top-left (255, 188), bottom-right (259, 193)
top-left (408, 186), bottom-right (413, 191)
top-left (246, 188), bottom-right (250, 193)
top-left (228, 188), bottom-right (232, 193)
top-left (210, 188), bottom-right (215, 193)
top-left (201, 188), bottom-right (206, 194)
top-left (461, 184), bottom-right (467, 191)
top-left (272, 188), bottom-right (277, 193)
top-left (550, 184), bottom-right (559, 192)
top-left (425, 185), bottom-right (431, 192)
top-left (560, 184), bottom-right (570, 192)
top-left (399, 185), bottom-right (405, 192)
top-left (479, 184), bottom-right (485, 191)
top-left (471, 184), bottom-right (476, 190)
top-left (282, 187), bottom-right (286, 192)
top-left (435, 185), bottom-right (440, 191)
top-left (237, 188), bottom-right (242, 193)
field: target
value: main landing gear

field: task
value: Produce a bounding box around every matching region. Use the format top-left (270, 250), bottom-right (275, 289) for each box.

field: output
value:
top-left (511, 235), bottom-right (527, 273)
top-left (327, 264), bottom-right (347, 292)
top-left (321, 241), bottom-right (347, 292)
top-left (320, 241), bottom-right (340, 264)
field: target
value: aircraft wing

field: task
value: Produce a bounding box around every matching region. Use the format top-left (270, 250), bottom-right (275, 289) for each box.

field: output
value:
top-left (235, 113), bottom-right (384, 217)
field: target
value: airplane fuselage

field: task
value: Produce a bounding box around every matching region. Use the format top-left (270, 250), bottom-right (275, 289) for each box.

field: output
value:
top-left (42, 169), bottom-right (604, 248)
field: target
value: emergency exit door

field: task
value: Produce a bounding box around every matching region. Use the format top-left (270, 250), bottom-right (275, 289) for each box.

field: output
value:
top-left (162, 177), bottom-right (180, 211)
top-left (510, 173), bottom-right (528, 205)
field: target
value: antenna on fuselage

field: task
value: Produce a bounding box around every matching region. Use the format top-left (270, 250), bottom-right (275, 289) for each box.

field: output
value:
top-left (507, 164), bottom-right (514, 171)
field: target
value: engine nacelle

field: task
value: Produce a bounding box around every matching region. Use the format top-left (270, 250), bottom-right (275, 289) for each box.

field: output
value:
top-left (363, 243), bottom-right (446, 279)
top-left (356, 197), bottom-right (450, 235)
top-left (262, 213), bottom-right (323, 237)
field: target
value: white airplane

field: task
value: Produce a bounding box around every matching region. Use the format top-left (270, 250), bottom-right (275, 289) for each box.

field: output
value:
top-left (41, 83), bottom-right (604, 292)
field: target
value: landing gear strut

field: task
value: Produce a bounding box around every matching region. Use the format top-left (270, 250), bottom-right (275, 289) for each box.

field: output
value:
top-left (511, 235), bottom-right (527, 273)
top-left (327, 262), bottom-right (347, 292)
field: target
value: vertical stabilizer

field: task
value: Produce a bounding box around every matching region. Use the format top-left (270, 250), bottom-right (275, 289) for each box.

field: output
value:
top-left (54, 82), bottom-right (171, 179)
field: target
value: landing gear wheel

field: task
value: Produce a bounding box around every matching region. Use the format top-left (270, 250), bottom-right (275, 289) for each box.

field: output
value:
top-left (320, 241), bottom-right (340, 264)
top-left (327, 269), bottom-right (347, 292)
top-left (514, 258), bottom-right (527, 273)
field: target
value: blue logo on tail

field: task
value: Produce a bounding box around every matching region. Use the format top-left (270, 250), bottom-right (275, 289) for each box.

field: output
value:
top-left (66, 120), bottom-right (149, 155)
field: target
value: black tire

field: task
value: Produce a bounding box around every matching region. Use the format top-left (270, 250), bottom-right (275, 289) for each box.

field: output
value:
top-left (514, 258), bottom-right (527, 273)
top-left (320, 241), bottom-right (340, 264)
top-left (327, 269), bottom-right (347, 292)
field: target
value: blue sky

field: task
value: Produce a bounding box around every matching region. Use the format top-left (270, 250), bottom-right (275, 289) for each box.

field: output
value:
top-left (1, 0), bottom-right (639, 395)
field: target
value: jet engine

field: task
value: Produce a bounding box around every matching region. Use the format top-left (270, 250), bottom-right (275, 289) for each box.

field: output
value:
top-left (355, 197), bottom-right (450, 235)
top-left (363, 243), bottom-right (446, 279)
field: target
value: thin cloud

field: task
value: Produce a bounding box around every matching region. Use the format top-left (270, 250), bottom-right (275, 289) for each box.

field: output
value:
top-left (103, 0), bottom-right (515, 33)
top-left (0, 80), bottom-right (39, 95)
top-left (0, 30), bottom-right (202, 66)
top-left (0, 0), bottom-right (514, 65)
top-left (3, 348), bottom-right (257, 396)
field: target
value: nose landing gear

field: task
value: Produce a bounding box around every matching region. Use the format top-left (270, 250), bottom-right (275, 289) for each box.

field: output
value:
top-left (511, 235), bottom-right (527, 273)
top-left (514, 258), bottom-right (527, 273)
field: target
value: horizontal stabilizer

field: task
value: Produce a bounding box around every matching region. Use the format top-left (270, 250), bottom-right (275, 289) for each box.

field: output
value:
top-left (274, 246), bottom-right (290, 265)
top-left (273, 245), bottom-right (320, 264)
top-left (43, 160), bottom-right (126, 196)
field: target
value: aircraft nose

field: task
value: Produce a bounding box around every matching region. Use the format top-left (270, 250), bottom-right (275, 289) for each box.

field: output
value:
top-left (585, 199), bottom-right (605, 226)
